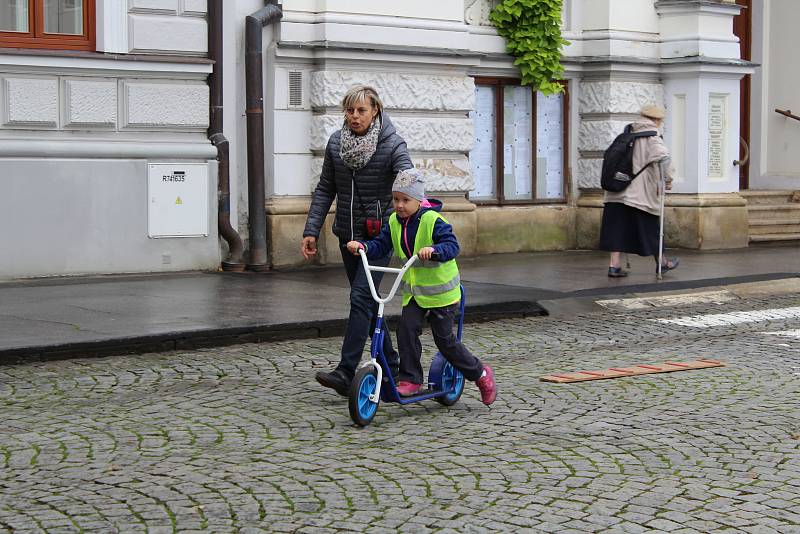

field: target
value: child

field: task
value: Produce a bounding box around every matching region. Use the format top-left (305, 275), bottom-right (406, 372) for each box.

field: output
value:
top-left (346, 169), bottom-right (497, 405)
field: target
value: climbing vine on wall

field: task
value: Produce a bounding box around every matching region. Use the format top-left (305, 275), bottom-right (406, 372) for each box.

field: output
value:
top-left (490, 0), bottom-right (569, 94)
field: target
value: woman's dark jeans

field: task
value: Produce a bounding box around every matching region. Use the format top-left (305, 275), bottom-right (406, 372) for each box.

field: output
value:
top-left (336, 241), bottom-right (399, 379)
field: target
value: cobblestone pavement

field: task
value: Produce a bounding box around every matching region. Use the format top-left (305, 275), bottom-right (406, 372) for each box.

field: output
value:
top-left (1, 293), bottom-right (799, 533)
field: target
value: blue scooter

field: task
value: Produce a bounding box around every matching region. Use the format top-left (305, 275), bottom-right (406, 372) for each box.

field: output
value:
top-left (348, 248), bottom-right (466, 427)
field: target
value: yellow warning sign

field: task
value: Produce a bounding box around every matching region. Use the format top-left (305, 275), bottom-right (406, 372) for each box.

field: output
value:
top-left (175, 196), bottom-right (183, 205)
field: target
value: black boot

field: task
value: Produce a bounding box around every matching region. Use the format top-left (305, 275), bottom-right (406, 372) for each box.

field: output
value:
top-left (315, 368), bottom-right (351, 397)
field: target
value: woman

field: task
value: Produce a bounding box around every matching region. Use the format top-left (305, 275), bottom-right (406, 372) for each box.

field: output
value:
top-left (600, 104), bottom-right (680, 277)
top-left (301, 85), bottom-right (413, 395)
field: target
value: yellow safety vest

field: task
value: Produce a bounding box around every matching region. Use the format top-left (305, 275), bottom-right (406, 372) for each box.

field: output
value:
top-left (389, 210), bottom-right (461, 308)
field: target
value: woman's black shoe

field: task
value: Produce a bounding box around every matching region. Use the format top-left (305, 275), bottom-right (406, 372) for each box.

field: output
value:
top-left (608, 266), bottom-right (629, 278)
top-left (658, 257), bottom-right (680, 273)
top-left (315, 369), bottom-right (351, 396)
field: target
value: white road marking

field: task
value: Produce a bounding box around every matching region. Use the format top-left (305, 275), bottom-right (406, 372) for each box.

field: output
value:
top-left (762, 329), bottom-right (800, 338)
top-left (654, 306), bottom-right (800, 328)
top-left (597, 291), bottom-right (736, 311)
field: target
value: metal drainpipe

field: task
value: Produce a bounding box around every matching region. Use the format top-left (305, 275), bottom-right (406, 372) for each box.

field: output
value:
top-left (245, 0), bottom-right (283, 271)
top-left (208, 0), bottom-right (245, 271)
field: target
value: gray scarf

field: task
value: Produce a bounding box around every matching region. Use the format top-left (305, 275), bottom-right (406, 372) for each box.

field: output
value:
top-left (340, 116), bottom-right (381, 171)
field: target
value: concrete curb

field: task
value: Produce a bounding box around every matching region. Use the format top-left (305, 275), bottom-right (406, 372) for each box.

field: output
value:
top-left (2, 272), bottom-right (797, 365)
top-left (0, 300), bottom-right (548, 365)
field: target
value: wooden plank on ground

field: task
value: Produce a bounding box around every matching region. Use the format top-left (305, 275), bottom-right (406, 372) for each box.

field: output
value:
top-left (540, 359), bottom-right (725, 383)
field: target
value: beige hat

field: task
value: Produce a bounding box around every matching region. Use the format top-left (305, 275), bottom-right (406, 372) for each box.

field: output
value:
top-left (640, 104), bottom-right (666, 120)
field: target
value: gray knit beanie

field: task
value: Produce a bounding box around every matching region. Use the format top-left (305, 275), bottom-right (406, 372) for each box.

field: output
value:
top-left (392, 168), bottom-right (425, 201)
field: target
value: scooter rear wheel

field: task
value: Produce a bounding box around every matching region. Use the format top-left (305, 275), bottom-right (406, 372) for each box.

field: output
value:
top-left (430, 354), bottom-right (465, 406)
top-left (349, 366), bottom-right (380, 426)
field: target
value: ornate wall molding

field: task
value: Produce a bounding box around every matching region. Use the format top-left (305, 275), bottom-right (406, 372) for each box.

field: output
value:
top-left (579, 81), bottom-right (664, 114)
top-left (310, 71), bottom-right (474, 112)
top-left (416, 157), bottom-right (473, 191)
top-left (577, 120), bottom-right (632, 152)
top-left (1, 74), bottom-right (209, 132)
top-left (576, 80), bottom-right (667, 188)
top-left (311, 115), bottom-right (474, 153)
top-left (309, 156), bottom-right (473, 194)
top-left (576, 158), bottom-right (602, 189)
top-left (307, 70), bottom-right (477, 194)
top-left (465, 0), bottom-right (499, 26)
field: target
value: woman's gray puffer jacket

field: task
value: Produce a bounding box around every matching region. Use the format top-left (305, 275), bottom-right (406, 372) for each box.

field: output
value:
top-left (303, 113), bottom-right (412, 242)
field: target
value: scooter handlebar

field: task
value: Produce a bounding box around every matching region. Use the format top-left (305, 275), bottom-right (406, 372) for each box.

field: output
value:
top-left (357, 248), bottom-right (419, 304)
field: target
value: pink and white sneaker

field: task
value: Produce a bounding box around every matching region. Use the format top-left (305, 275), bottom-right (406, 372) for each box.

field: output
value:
top-left (476, 365), bottom-right (497, 405)
top-left (396, 381), bottom-right (423, 397)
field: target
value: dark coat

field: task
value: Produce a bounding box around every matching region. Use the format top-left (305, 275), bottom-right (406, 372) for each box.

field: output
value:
top-left (303, 113), bottom-right (413, 241)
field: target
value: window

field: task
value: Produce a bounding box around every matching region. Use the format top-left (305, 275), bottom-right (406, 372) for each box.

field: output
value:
top-left (469, 78), bottom-right (568, 204)
top-left (0, 0), bottom-right (95, 50)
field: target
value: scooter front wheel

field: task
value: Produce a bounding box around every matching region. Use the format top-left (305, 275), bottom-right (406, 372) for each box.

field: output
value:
top-left (349, 366), bottom-right (380, 426)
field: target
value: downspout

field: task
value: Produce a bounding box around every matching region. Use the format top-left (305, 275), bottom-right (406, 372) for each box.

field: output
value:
top-left (245, 0), bottom-right (283, 271)
top-left (208, 0), bottom-right (245, 271)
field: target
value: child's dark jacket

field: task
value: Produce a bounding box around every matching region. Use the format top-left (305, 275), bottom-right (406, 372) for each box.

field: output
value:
top-left (360, 199), bottom-right (460, 262)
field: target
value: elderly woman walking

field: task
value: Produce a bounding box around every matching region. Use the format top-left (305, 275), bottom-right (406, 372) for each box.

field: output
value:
top-left (600, 104), bottom-right (680, 277)
top-left (301, 85), bottom-right (413, 395)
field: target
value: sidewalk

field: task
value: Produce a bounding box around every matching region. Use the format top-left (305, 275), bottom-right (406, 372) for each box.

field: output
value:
top-left (0, 245), bottom-right (797, 362)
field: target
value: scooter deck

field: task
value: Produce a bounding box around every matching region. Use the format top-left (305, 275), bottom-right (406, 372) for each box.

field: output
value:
top-left (382, 387), bottom-right (451, 404)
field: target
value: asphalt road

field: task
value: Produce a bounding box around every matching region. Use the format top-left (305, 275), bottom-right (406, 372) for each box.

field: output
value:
top-left (1, 290), bottom-right (799, 533)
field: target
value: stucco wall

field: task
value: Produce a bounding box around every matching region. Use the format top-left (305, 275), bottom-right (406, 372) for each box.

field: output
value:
top-left (128, 0), bottom-right (208, 55)
top-left (0, 1), bottom-right (215, 279)
top-left (0, 159), bottom-right (219, 278)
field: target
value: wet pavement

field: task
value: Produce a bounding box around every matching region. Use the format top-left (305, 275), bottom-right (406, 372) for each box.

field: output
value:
top-left (1, 287), bottom-right (798, 532)
top-left (0, 245), bottom-right (797, 362)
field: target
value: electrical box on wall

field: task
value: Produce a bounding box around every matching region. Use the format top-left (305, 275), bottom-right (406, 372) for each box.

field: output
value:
top-left (148, 163), bottom-right (209, 238)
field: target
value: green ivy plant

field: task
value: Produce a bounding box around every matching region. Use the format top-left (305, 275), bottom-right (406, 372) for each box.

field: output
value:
top-left (490, 0), bottom-right (569, 95)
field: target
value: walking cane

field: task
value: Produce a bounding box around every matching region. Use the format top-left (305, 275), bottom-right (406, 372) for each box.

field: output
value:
top-left (656, 158), bottom-right (668, 280)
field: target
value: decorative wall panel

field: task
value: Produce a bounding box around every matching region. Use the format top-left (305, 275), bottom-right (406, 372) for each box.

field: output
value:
top-left (125, 83), bottom-right (208, 128)
top-left (5, 78), bottom-right (58, 126)
top-left (129, 14), bottom-right (207, 54)
top-left (65, 80), bottom-right (117, 127)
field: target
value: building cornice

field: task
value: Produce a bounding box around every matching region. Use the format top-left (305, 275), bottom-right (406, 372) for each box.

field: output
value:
top-left (0, 50), bottom-right (212, 75)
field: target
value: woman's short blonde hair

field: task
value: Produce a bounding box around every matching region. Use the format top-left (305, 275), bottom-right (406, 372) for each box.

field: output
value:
top-left (341, 85), bottom-right (383, 115)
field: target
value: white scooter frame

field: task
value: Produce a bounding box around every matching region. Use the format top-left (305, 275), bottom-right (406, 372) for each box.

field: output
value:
top-left (357, 247), bottom-right (419, 403)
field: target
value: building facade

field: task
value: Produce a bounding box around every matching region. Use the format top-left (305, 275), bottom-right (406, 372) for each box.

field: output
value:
top-left (0, 0), bottom-right (217, 279)
top-left (0, 0), bottom-right (795, 279)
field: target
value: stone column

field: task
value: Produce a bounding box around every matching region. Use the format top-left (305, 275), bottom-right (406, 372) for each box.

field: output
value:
top-left (575, 75), bottom-right (665, 249)
top-left (657, 0), bottom-right (753, 249)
